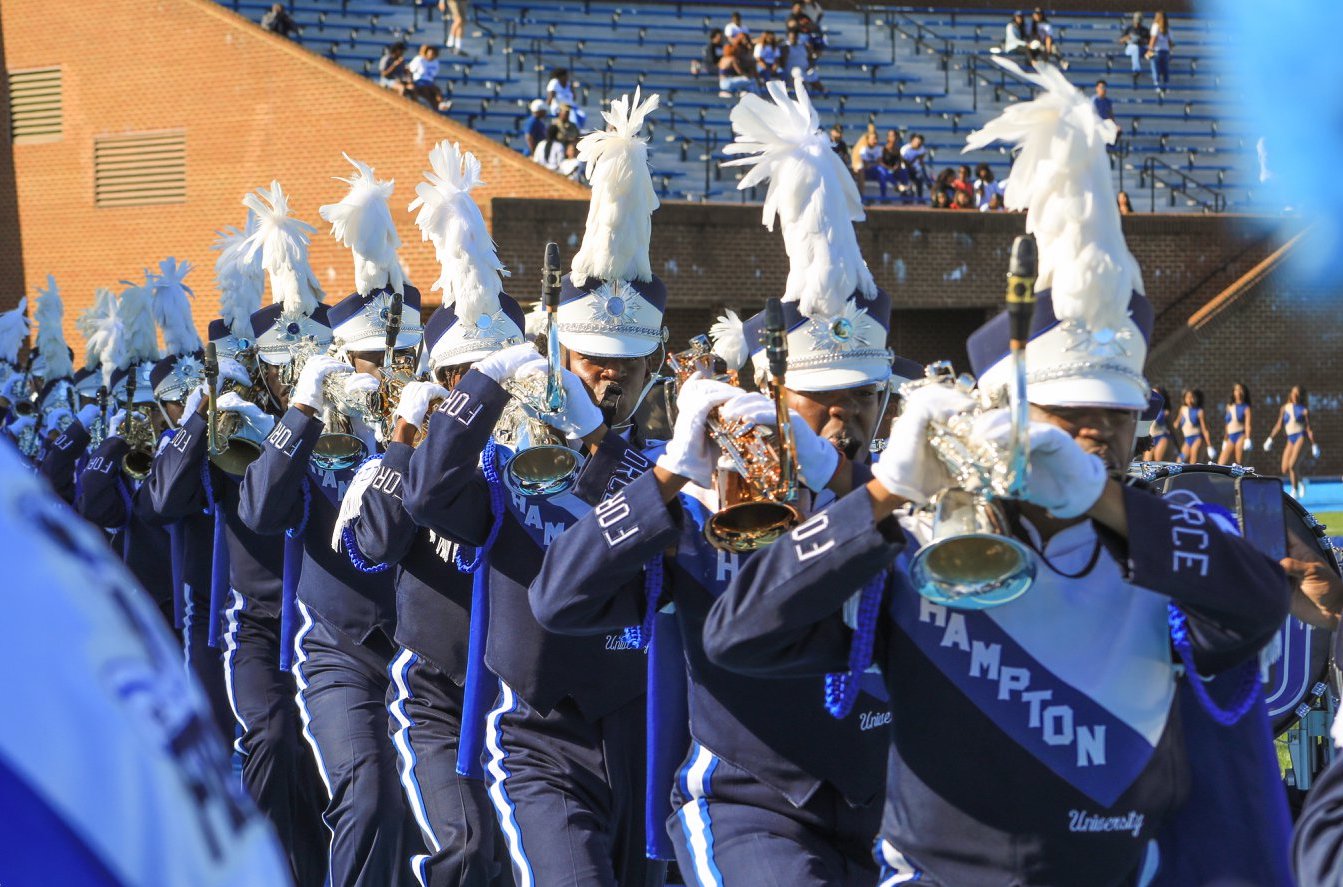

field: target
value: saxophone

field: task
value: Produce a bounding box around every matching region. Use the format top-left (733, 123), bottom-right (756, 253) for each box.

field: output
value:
top-left (119, 368), bottom-right (157, 481)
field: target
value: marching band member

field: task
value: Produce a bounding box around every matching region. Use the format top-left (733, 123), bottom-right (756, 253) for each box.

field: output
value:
top-left (143, 215), bottom-right (327, 886)
top-left (27, 275), bottom-right (80, 463)
top-left (0, 297), bottom-right (31, 449)
top-left (529, 77), bottom-right (923, 886)
top-left (239, 167), bottom-right (421, 887)
top-left (701, 62), bottom-right (1291, 886)
top-left (0, 432), bottom-right (293, 885)
top-left (402, 89), bottom-right (667, 887)
top-left (335, 140), bottom-right (524, 887)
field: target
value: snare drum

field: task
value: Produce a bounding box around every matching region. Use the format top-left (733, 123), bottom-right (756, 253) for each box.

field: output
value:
top-left (1129, 461), bottom-right (1339, 733)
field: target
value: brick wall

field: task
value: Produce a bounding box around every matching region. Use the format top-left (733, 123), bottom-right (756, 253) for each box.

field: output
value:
top-left (0, 0), bottom-right (585, 346)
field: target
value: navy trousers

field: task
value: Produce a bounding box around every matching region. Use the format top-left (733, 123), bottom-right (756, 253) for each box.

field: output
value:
top-left (222, 591), bottom-right (329, 887)
top-left (388, 647), bottom-right (509, 887)
top-left (183, 575), bottom-right (237, 742)
top-left (483, 683), bottom-right (666, 887)
top-left (293, 602), bottom-right (419, 886)
top-left (668, 744), bottom-right (879, 887)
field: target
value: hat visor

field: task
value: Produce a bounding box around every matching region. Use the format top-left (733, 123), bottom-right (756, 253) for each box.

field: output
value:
top-left (1027, 375), bottom-right (1149, 411)
top-left (775, 362), bottom-right (893, 393)
top-left (558, 330), bottom-right (659, 359)
top-left (338, 330), bottom-right (423, 355)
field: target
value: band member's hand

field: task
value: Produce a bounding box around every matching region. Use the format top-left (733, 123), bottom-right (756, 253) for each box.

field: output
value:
top-left (474, 342), bottom-right (545, 384)
top-left (717, 392), bottom-right (841, 492)
top-left (524, 367), bottom-right (604, 439)
top-left (870, 384), bottom-right (972, 504)
top-left (393, 381), bottom-right (450, 428)
top-left (292, 356), bottom-right (351, 411)
top-left (216, 391), bottom-right (277, 435)
top-left (656, 377), bottom-right (740, 486)
top-left (341, 373), bottom-right (381, 401)
top-left (974, 411), bottom-right (1106, 518)
top-left (217, 357), bottom-right (252, 389)
top-left (75, 403), bottom-right (102, 430)
top-left (42, 408), bottom-right (72, 438)
top-left (106, 411), bottom-right (127, 438)
top-left (1283, 532), bottom-right (1343, 630)
top-left (183, 385), bottom-right (207, 418)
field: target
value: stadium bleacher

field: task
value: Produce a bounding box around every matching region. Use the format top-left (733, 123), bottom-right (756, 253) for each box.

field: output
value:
top-left (225, 0), bottom-right (1260, 213)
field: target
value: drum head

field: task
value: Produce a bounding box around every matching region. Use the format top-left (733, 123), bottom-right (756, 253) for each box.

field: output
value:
top-left (1130, 461), bottom-right (1338, 733)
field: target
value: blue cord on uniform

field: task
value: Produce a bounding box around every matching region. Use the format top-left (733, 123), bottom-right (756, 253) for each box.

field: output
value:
top-left (1167, 603), bottom-right (1260, 726)
top-left (455, 436), bottom-right (504, 573)
top-left (824, 570), bottom-right (887, 719)
top-left (622, 555), bottom-right (664, 651)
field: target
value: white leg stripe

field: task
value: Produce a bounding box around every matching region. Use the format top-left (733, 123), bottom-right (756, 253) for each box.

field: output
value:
top-left (291, 601), bottom-right (337, 875)
top-left (182, 583), bottom-right (194, 670)
top-left (677, 744), bottom-right (723, 887)
top-left (484, 682), bottom-right (534, 887)
top-left (221, 590), bottom-right (249, 757)
top-left (388, 648), bottom-right (442, 854)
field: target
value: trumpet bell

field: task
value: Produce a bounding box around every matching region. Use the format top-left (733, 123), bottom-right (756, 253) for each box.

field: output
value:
top-left (504, 444), bottom-right (581, 497)
top-left (209, 438), bottom-right (263, 476)
top-left (312, 432), bottom-right (368, 472)
top-left (910, 488), bottom-right (1035, 610)
top-left (705, 499), bottom-right (802, 553)
top-left (121, 450), bottom-right (154, 482)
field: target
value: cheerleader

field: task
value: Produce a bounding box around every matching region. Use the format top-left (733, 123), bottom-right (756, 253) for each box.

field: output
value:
top-left (1176, 387), bottom-right (1214, 463)
top-left (1265, 385), bottom-right (1319, 498)
top-left (1144, 384), bottom-right (1174, 462)
top-left (1217, 382), bottom-right (1254, 465)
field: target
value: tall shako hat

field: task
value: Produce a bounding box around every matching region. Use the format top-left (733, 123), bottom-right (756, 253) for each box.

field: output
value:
top-left (148, 258), bottom-right (204, 403)
top-left (557, 88), bottom-right (667, 359)
top-left (964, 60), bottom-right (1151, 410)
top-left (31, 275), bottom-right (73, 383)
top-left (73, 288), bottom-right (116, 398)
top-left (110, 271), bottom-right (161, 404)
top-left (320, 155), bottom-right (423, 355)
top-left (711, 76), bottom-right (906, 392)
top-left (209, 212), bottom-right (266, 359)
top-left (241, 181), bottom-right (331, 365)
top-left (409, 140), bottom-right (525, 370)
top-left (0, 298), bottom-right (29, 370)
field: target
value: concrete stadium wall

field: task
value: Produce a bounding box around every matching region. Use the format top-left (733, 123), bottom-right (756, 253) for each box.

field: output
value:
top-left (0, 0), bottom-right (585, 346)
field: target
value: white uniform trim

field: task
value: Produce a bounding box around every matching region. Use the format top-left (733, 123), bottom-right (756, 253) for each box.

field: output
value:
top-left (484, 681), bottom-right (535, 887)
top-left (388, 647), bottom-right (439, 887)
top-left (221, 590), bottom-right (250, 757)
top-left (291, 601), bottom-right (337, 873)
top-left (675, 742), bottom-right (724, 887)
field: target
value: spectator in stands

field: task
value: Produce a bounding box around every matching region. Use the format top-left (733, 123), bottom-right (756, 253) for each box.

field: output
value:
top-left (1119, 12), bottom-right (1146, 76)
top-left (697, 29), bottom-right (725, 77)
top-left (1003, 12), bottom-right (1030, 60)
top-left (725, 12), bottom-right (750, 42)
top-left (982, 192), bottom-right (1006, 212)
top-left (554, 105), bottom-right (581, 147)
top-left (1029, 8), bottom-right (1066, 68)
top-left (1093, 79), bottom-right (1115, 122)
top-left (1118, 190), bottom-right (1134, 214)
top-left (408, 45), bottom-right (451, 112)
top-left (951, 190), bottom-right (976, 210)
top-left (974, 163), bottom-right (1003, 208)
top-left (718, 34), bottom-right (756, 97)
top-left (900, 133), bottom-right (932, 198)
top-left (790, 4), bottom-right (825, 56)
top-left (378, 42), bottom-right (411, 95)
top-left (559, 143), bottom-right (584, 182)
top-left (525, 99), bottom-right (548, 154)
top-left (260, 3), bottom-right (299, 39)
top-left (952, 165), bottom-right (975, 201)
top-left (932, 167), bottom-right (959, 205)
top-left (440, 0), bottom-right (470, 56)
top-left (931, 190), bottom-right (952, 209)
top-left (754, 32), bottom-right (784, 82)
top-left (853, 129), bottom-right (895, 201)
top-left (1147, 11), bottom-right (1174, 94)
top-left (878, 131), bottom-right (914, 202)
top-left (546, 68), bottom-right (587, 126)
top-left (532, 124), bottom-right (565, 171)
top-left (829, 125), bottom-right (849, 162)
top-left (781, 27), bottom-right (822, 91)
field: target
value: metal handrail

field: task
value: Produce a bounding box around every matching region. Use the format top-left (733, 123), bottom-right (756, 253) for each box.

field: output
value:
top-left (1142, 156), bottom-right (1226, 213)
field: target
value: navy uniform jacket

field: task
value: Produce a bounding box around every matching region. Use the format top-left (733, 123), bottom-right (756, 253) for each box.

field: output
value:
top-left (143, 412), bottom-right (284, 616)
top-left (530, 467), bottom-right (887, 811)
top-left (1293, 730), bottom-right (1343, 884)
top-left (239, 406), bottom-right (394, 643)
top-left (402, 370), bottom-right (652, 720)
top-left (345, 442), bottom-right (471, 679)
top-left (39, 419), bottom-right (90, 504)
top-left (704, 482), bottom-right (1290, 886)
top-left (74, 434), bottom-right (174, 616)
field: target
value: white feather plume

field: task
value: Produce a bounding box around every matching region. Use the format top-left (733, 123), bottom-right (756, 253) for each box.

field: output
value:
top-left (320, 154), bottom-right (405, 296)
top-left (408, 141), bottom-right (509, 325)
top-left (241, 181), bottom-right (324, 315)
top-left (87, 307), bottom-right (129, 389)
top-left (151, 257), bottom-right (201, 357)
top-left (118, 272), bottom-right (161, 363)
top-left (76, 288), bottom-right (116, 367)
top-left (709, 309), bottom-right (749, 372)
top-left (522, 302), bottom-right (547, 340)
top-left (570, 88), bottom-right (661, 286)
top-left (215, 212), bottom-right (265, 337)
top-left (34, 275), bottom-right (72, 379)
top-left (0, 298), bottom-right (28, 366)
top-left (722, 75), bottom-right (875, 318)
top-left (964, 59), bottom-right (1142, 330)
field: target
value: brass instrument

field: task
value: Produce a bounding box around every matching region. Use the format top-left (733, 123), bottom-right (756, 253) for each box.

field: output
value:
top-left (88, 385), bottom-right (109, 450)
top-left (119, 368), bottom-right (157, 481)
top-left (373, 292), bottom-right (422, 444)
top-left (664, 299), bottom-right (802, 553)
top-left (498, 242), bottom-right (583, 497)
top-left (906, 235), bottom-right (1039, 610)
top-left (286, 337), bottom-right (379, 472)
top-left (203, 341), bottom-right (266, 475)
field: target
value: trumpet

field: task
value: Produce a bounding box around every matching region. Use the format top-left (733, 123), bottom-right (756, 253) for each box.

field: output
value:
top-left (203, 341), bottom-right (267, 476)
top-left (665, 299), bottom-right (802, 553)
top-left (119, 368), bottom-right (157, 481)
top-left (286, 337), bottom-right (380, 472)
top-left (496, 242), bottom-right (583, 497)
top-left (905, 235), bottom-right (1039, 610)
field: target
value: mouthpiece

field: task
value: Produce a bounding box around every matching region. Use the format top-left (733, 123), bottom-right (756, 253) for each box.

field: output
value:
top-left (1005, 234), bottom-right (1038, 349)
top-left (543, 242), bottom-right (562, 311)
top-left (764, 298), bottom-right (787, 382)
top-left (203, 341), bottom-right (219, 381)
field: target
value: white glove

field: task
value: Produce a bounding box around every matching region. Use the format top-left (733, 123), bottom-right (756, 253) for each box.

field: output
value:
top-left (394, 381), bottom-right (451, 428)
top-left (291, 355), bottom-right (352, 411)
top-left (871, 384), bottom-right (975, 504)
top-left (715, 393), bottom-right (840, 493)
top-left (475, 343), bottom-right (546, 384)
top-left (973, 410), bottom-right (1108, 519)
top-left (217, 391), bottom-right (277, 436)
top-left (42, 408), bottom-right (73, 437)
top-left (217, 357), bottom-right (251, 389)
top-left (1264, 436), bottom-right (1275, 452)
top-left (657, 378), bottom-right (741, 486)
top-left (182, 385), bottom-right (205, 419)
top-left (1313, 443), bottom-right (1322, 459)
top-left (76, 403), bottom-right (102, 430)
top-left (108, 410), bottom-right (128, 437)
top-left (1206, 445), bottom-right (1217, 460)
top-left (526, 367), bottom-right (604, 439)
top-left (340, 372), bottom-right (381, 406)
top-left (1, 374), bottom-right (28, 402)
top-left (1242, 438), bottom-right (1254, 452)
